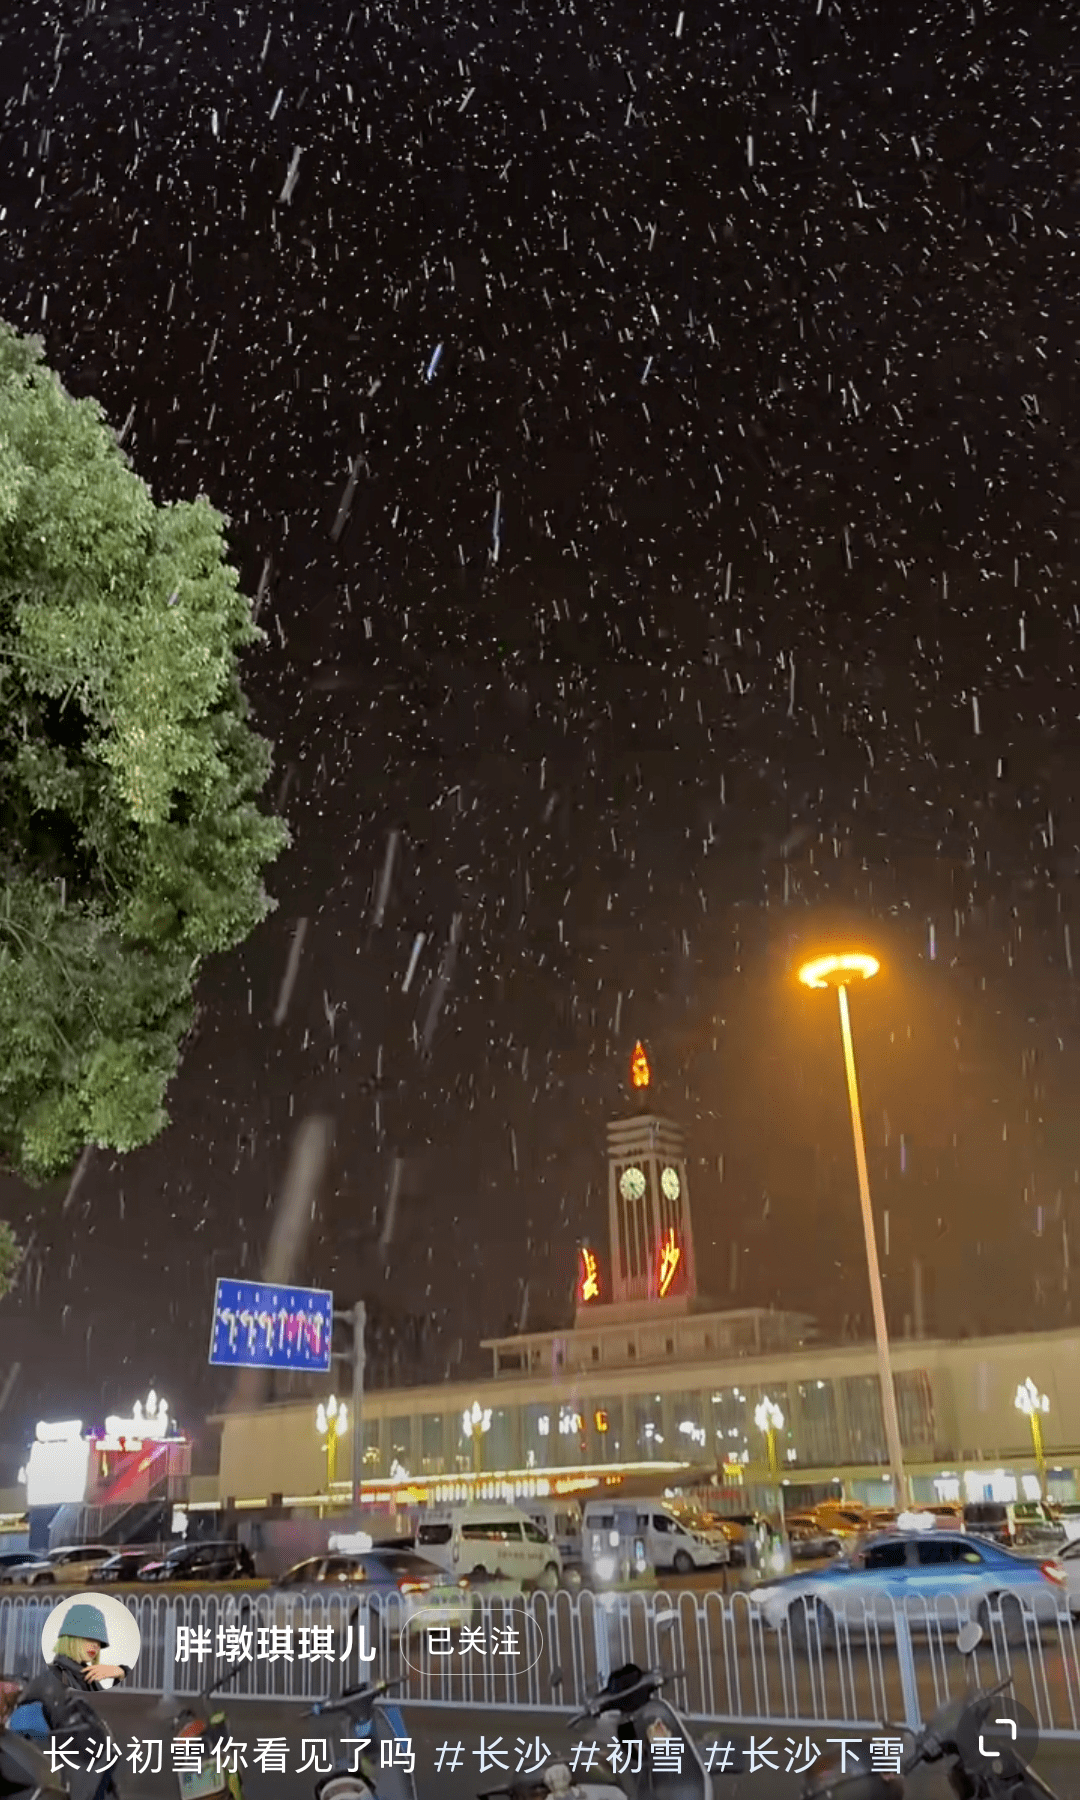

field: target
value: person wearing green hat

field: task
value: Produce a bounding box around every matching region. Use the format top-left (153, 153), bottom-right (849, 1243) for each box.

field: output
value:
top-left (49, 1601), bottom-right (129, 1690)
top-left (8, 1600), bottom-right (127, 1800)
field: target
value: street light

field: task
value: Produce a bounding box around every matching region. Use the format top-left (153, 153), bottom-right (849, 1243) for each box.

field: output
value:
top-left (316, 1395), bottom-right (348, 1489)
top-left (1015, 1378), bottom-right (1049, 1496)
top-left (754, 1397), bottom-right (784, 1479)
top-left (462, 1401), bottom-right (492, 1474)
top-left (798, 950), bottom-right (908, 1509)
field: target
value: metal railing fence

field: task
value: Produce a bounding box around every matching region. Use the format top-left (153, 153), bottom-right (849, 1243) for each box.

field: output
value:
top-left (2, 1587), bottom-right (1079, 1739)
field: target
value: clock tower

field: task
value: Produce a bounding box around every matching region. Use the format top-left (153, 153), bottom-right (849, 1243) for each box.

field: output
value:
top-left (603, 1042), bottom-right (698, 1307)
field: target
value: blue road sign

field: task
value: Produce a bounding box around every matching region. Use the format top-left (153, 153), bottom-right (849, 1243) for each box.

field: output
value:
top-left (208, 1278), bottom-right (334, 1372)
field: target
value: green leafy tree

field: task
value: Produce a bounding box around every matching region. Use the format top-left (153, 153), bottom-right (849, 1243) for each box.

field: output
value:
top-left (0, 1222), bottom-right (20, 1297)
top-left (0, 323), bottom-right (289, 1183)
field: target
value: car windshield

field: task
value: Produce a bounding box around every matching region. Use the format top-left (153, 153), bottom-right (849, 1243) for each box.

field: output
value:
top-left (366, 1553), bottom-right (444, 1578)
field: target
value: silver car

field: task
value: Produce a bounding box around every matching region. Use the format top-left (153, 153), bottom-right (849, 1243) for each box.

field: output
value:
top-left (9, 1545), bottom-right (114, 1587)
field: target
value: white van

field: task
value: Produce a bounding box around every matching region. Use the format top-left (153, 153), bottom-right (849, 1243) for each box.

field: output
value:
top-left (415, 1505), bottom-right (562, 1588)
top-left (520, 1499), bottom-right (583, 1565)
top-left (583, 1500), bottom-right (727, 1574)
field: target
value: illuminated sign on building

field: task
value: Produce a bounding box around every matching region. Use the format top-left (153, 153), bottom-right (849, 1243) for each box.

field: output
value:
top-left (657, 1227), bottom-right (681, 1298)
top-left (208, 1278), bottom-right (334, 1371)
top-left (26, 1421), bottom-right (91, 1508)
top-left (97, 1390), bottom-right (171, 1451)
top-left (34, 1420), bottom-right (83, 1444)
top-left (630, 1040), bottom-right (651, 1090)
top-left (578, 1246), bottom-right (600, 1303)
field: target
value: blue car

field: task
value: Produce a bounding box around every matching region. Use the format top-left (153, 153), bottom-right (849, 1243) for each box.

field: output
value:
top-left (750, 1530), bottom-right (1067, 1642)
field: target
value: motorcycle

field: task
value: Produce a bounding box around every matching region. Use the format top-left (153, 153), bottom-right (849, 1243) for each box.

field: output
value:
top-left (305, 1675), bottom-right (417, 1800)
top-left (801, 1623), bottom-right (1060, 1798)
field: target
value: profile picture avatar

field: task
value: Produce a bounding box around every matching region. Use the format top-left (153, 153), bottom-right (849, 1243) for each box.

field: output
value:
top-left (40, 1594), bottom-right (142, 1691)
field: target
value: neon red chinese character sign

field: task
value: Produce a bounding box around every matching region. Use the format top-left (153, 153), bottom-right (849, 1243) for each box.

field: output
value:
top-left (578, 1247), bottom-right (600, 1303)
top-left (657, 1228), bottom-right (681, 1298)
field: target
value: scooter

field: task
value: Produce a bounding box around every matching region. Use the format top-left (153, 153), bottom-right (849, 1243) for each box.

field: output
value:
top-left (162, 1658), bottom-right (249, 1800)
top-left (559, 1661), bottom-right (712, 1800)
top-left (305, 1675), bottom-right (417, 1800)
top-left (0, 1721), bottom-right (76, 1800)
top-left (800, 1623), bottom-right (1061, 1798)
top-left (2, 1665), bottom-right (117, 1800)
top-left (479, 1764), bottom-right (626, 1800)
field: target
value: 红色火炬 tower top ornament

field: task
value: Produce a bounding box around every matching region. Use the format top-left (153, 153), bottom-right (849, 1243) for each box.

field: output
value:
top-left (604, 1041), bottom-right (698, 1306)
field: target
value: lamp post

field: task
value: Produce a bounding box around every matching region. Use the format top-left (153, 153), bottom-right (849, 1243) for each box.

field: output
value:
top-left (755, 1397), bottom-right (784, 1479)
top-left (799, 951), bottom-right (908, 1510)
top-left (316, 1395), bottom-right (348, 1490)
top-left (1015, 1378), bottom-right (1049, 1496)
top-left (753, 1396), bottom-right (790, 1573)
top-left (462, 1402), bottom-right (492, 1474)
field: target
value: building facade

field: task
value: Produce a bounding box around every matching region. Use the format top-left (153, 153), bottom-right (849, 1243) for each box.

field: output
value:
top-left (216, 1318), bottom-right (1080, 1507)
top-left (213, 1051), bottom-right (1080, 1510)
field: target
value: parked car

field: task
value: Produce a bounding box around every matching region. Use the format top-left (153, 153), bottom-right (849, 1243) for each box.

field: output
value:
top-left (139, 1542), bottom-right (256, 1582)
top-left (272, 1549), bottom-right (474, 1634)
top-left (520, 1500), bottom-right (583, 1566)
top-left (809, 1502), bottom-right (876, 1537)
top-left (417, 1505), bottom-right (562, 1588)
top-left (1048, 1501), bottom-right (1080, 1545)
top-left (8, 1546), bottom-right (114, 1587)
top-left (1055, 1539), bottom-right (1080, 1614)
top-left (963, 1500), bottom-right (1064, 1550)
top-left (750, 1529), bottom-right (1067, 1643)
top-left (96, 1550), bottom-right (156, 1583)
top-left (916, 1503), bottom-right (966, 1530)
top-left (587, 1500), bottom-right (729, 1576)
top-left (787, 1521), bottom-right (845, 1562)
top-left (666, 1508), bottom-right (735, 1563)
top-left (786, 1510), bottom-right (858, 1557)
top-left (0, 1552), bottom-right (36, 1583)
top-left (713, 1514), bottom-right (770, 1567)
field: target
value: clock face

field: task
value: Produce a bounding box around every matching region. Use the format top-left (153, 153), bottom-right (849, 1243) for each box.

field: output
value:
top-left (619, 1166), bottom-right (647, 1201)
top-left (661, 1166), bottom-right (681, 1201)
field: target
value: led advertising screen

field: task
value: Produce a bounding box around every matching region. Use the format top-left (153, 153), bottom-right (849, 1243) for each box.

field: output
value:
top-left (208, 1278), bottom-right (334, 1372)
top-left (26, 1423), bottom-right (91, 1508)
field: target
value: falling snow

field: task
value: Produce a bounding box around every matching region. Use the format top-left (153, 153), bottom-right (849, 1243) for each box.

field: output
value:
top-left (0, 0), bottom-right (1077, 1432)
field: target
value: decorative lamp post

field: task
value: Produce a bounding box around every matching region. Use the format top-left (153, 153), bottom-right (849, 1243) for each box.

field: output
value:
top-left (1014, 1378), bottom-right (1049, 1496)
top-left (462, 1402), bottom-right (492, 1474)
top-left (141, 1391), bottom-right (170, 1436)
top-left (755, 1397), bottom-right (784, 1479)
top-left (316, 1395), bottom-right (348, 1490)
top-left (798, 951), bottom-right (907, 1510)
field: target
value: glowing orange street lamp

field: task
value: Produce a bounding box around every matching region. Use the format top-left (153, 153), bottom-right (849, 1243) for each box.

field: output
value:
top-left (798, 951), bottom-right (908, 1509)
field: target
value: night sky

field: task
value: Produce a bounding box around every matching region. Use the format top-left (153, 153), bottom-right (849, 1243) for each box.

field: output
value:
top-left (0, 0), bottom-right (1078, 1473)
